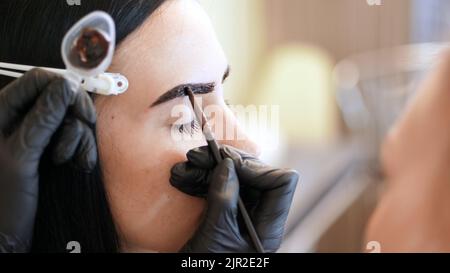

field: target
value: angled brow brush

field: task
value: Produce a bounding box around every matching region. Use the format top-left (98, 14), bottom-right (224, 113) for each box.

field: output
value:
top-left (184, 87), bottom-right (265, 253)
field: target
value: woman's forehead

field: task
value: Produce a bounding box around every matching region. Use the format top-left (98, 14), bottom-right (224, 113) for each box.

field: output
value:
top-left (114, 0), bottom-right (226, 78)
top-left (110, 0), bottom-right (227, 104)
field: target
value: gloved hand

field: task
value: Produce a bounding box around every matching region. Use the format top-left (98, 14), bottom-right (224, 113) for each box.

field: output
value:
top-left (0, 68), bottom-right (97, 252)
top-left (170, 145), bottom-right (299, 253)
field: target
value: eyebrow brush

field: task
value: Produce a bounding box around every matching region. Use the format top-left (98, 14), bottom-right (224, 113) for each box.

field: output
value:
top-left (184, 88), bottom-right (265, 253)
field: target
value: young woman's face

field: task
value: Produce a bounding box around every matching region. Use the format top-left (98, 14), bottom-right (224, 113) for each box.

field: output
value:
top-left (94, 0), bottom-right (259, 252)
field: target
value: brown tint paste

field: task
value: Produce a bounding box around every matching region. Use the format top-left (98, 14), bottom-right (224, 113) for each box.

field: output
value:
top-left (69, 27), bottom-right (109, 69)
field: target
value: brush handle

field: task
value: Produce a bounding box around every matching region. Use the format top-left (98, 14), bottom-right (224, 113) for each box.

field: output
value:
top-left (238, 198), bottom-right (265, 253)
top-left (186, 88), bottom-right (265, 253)
top-left (206, 139), bottom-right (265, 253)
top-left (206, 140), bottom-right (223, 166)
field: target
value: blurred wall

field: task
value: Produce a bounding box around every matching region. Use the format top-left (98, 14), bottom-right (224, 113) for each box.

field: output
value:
top-left (198, 0), bottom-right (416, 252)
top-left (411, 0), bottom-right (450, 42)
top-left (198, 0), bottom-right (267, 103)
top-left (266, 0), bottom-right (412, 60)
top-left (199, 0), bottom-right (412, 103)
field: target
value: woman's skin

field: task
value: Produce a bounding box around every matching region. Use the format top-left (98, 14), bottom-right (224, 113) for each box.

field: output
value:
top-left (94, 0), bottom-right (259, 252)
top-left (365, 51), bottom-right (450, 252)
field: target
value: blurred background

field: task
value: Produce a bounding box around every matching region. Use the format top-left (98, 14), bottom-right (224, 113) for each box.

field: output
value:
top-left (199, 0), bottom-right (450, 252)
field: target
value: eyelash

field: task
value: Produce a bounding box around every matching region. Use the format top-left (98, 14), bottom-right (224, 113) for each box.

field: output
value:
top-left (176, 99), bottom-right (230, 134)
top-left (175, 120), bottom-right (200, 135)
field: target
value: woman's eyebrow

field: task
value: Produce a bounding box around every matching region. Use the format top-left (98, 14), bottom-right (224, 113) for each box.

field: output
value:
top-left (151, 82), bottom-right (215, 107)
top-left (151, 65), bottom-right (230, 107)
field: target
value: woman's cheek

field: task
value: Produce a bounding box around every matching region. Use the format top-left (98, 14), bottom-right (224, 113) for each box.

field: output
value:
top-left (100, 122), bottom-right (206, 252)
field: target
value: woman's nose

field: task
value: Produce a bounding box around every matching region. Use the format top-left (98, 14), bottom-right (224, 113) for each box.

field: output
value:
top-left (215, 109), bottom-right (261, 157)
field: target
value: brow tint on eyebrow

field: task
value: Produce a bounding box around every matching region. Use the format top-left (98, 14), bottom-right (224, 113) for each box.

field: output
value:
top-left (151, 82), bottom-right (216, 107)
top-left (151, 65), bottom-right (231, 107)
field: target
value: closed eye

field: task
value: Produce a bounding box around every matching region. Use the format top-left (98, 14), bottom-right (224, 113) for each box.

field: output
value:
top-left (174, 119), bottom-right (200, 135)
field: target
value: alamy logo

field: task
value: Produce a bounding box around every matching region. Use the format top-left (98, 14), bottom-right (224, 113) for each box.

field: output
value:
top-left (366, 241), bottom-right (381, 253)
top-left (67, 0), bottom-right (81, 6)
top-left (66, 241), bottom-right (81, 253)
top-left (366, 0), bottom-right (382, 6)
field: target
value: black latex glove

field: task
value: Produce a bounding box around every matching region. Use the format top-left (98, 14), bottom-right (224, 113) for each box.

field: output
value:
top-left (0, 68), bottom-right (97, 252)
top-left (170, 145), bottom-right (299, 253)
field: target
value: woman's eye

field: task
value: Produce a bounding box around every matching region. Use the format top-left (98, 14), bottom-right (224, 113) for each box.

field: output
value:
top-left (175, 120), bottom-right (200, 135)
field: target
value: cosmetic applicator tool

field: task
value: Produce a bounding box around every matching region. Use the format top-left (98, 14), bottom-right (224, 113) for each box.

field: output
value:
top-left (184, 87), bottom-right (265, 253)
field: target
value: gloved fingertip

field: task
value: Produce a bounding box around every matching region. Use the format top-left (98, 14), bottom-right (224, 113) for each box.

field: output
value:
top-left (72, 150), bottom-right (97, 173)
top-left (169, 165), bottom-right (192, 185)
top-left (186, 147), bottom-right (203, 158)
top-left (62, 76), bottom-right (81, 95)
top-left (220, 146), bottom-right (242, 160)
top-left (55, 77), bottom-right (78, 105)
top-left (222, 157), bottom-right (235, 167)
top-left (206, 158), bottom-right (239, 216)
top-left (284, 169), bottom-right (300, 188)
top-left (186, 146), bottom-right (217, 169)
top-left (84, 147), bottom-right (98, 172)
top-left (170, 163), bottom-right (205, 185)
top-left (75, 90), bottom-right (97, 124)
top-left (170, 161), bottom-right (187, 174)
top-left (209, 158), bottom-right (238, 191)
top-left (170, 162), bottom-right (211, 198)
top-left (52, 148), bottom-right (72, 165)
top-left (68, 127), bottom-right (97, 172)
top-left (289, 169), bottom-right (300, 181)
top-left (169, 176), bottom-right (207, 198)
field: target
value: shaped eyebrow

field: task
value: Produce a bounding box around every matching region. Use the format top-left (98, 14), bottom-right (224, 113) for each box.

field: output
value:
top-left (150, 65), bottom-right (230, 107)
top-left (150, 82), bottom-right (215, 107)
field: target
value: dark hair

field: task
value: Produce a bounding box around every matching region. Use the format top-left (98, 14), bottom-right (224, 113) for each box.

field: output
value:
top-left (0, 0), bottom-right (166, 252)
